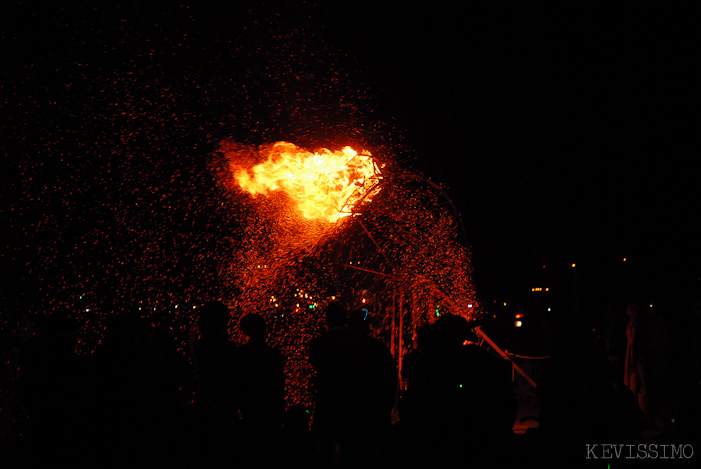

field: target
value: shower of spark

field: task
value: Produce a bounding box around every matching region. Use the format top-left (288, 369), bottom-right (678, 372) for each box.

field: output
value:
top-left (215, 141), bottom-right (481, 406)
top-left (3, 3), bottom-right (482, 411)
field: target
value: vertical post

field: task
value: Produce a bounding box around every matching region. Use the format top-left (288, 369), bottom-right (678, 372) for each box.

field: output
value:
top-left (412, 283), bottom-right (419, 348)
top-left (573, 263), bottom-right (579, 314)
top-left (372, 292), bottom-right (378, 338)
top-left (398, 289), bottom-right (405, 387)
top-left (390, 288), bottom-right (396, 358)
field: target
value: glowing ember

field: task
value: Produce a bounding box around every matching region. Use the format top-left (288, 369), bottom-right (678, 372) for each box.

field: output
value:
top-left (233, 141), bottom-right (381, 222)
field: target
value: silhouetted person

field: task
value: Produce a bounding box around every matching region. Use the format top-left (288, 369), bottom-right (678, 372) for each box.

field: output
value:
top-left (193, 300), bottom-right (241, 465)
top-left (280, 404), bottom-right (316, 469)
top-left (140, 315), bottom-right (191, 464)
top-left (19, 310), bottom-right (92, 467)
top-left (625, 302), bottom-right (644, 408)
top-left (537, 314), bottom-right (643, 466)
top-left (400, 314), bottom-right (516, 468)
top-left (605, 305), bottom-right (629, 380)
top-left (344, 309), bottom-right (397, 468)
top-left (675, 300), bottom-right (701, 446)
top-left (308, 301), bottom-right (354, 468)
top-left (88, 310), bottom-right (185, 465)
top-left (236, 312), bottom-right (286, 467)
top-left (398, 322), bottom-right (438, 428)
top-left (625, 302), bottom-right (669, 428)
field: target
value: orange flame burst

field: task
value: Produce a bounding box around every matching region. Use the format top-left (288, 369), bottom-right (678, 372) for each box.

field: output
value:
top-left (234, 141), bottom-right (381, 223)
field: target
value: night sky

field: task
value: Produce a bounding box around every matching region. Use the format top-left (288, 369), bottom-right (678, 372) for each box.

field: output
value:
top-left (322, 2), bottom-right (699, 307)
top-left (2, 2), bottom-right (699, 315)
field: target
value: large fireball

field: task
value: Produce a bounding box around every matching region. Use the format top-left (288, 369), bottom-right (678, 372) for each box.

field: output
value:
top-left (233, 141), bottom-right (381, 223)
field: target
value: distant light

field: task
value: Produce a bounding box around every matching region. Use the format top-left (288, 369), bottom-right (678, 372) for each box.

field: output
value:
top-left (515, 314), bottom-right (523, 319)
top-left (468, 304), bottom-right (473, 308)
top-left (79, 295), bottom-right (83, 300)
top-left (571, 263), bottom-right (576, 268)
top-left (545, 287), bottom-right (549, 291)
top-left (515, 321), bottom-right (523, 328)
top-left (623, 257), bottom-right (627, 262)
top-left (153, 308), bottom-right (156, 311)
top-left (362, 298), bottom-right (366, 304)
top-left (175, 305), bottom-right (178, 309)
top-left (193, 306), bottom-right (196, 310)
top-left (547, 308), bottom-right (551, 312)
top-left (502, 302), bottom-right (507, 306)
top-left (459, 384), bottom-right (463, 388)
top-left (85, 309), bottom-right (90, 312)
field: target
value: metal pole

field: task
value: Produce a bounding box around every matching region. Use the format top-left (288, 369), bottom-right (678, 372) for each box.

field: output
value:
top-left (342, 264), bottom-right (396, 279)
top-left (357, 219), bottom-right (395, 270)
top-left (473, 326), bottom-right (537, 389)
top-left (398, 289), bottom-right (404, 387)
top-left (412, 282), bottom-right (419, 348)
top-left (390, 288), bottom-right (396, 358)
top-left (573, 264), bottom-right (579, 314)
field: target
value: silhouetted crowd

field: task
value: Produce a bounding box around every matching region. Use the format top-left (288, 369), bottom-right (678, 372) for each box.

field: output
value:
top-left (2, 298), bottom-right (700, 468)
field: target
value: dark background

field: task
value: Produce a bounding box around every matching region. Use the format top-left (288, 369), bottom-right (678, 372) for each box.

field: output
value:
top-left (2, 1), bottom-right (699, 317)
top-left (320, 2), bottom-right (699, 309)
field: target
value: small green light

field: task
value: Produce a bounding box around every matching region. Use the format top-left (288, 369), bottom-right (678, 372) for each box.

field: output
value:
top-left (459, 384), bottom-right (463, 388)
top-left (79, 295), bottom-right (83, 300)
top-left (305, 409), bottom-right (311, 414)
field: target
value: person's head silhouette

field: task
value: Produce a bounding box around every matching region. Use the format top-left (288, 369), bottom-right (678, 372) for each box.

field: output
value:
top-left (239, 313), bottom-right (267, 343)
